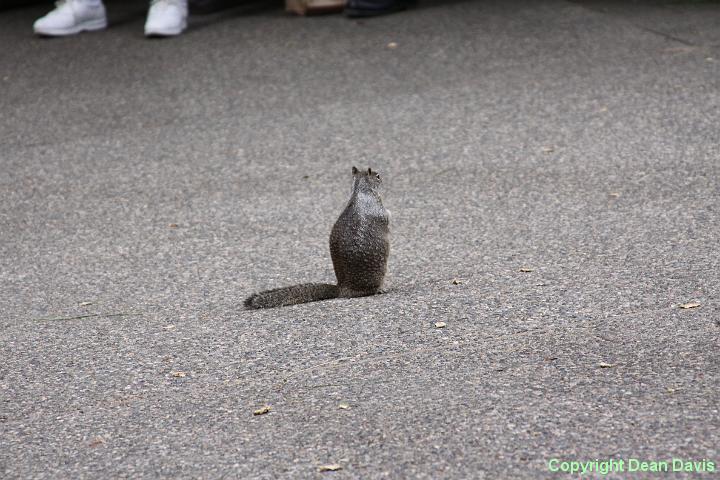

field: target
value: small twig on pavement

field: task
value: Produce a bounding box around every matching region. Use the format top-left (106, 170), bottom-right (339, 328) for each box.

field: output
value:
top-left (34, 312), bottom-right (144, 321)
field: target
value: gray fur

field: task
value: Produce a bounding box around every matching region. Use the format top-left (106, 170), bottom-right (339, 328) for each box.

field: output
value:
top-left (244, 167), bottom-right (390, 309)
top-left (243, 283), bottom-right (339, 309)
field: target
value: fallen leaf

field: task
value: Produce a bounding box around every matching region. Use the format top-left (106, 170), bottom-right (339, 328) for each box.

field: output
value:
top-left (163, 325), bottom-right (176, 330)
top-left (519, 267), bottom-right (533, 273)
top-left (318, 464), bottom-right (342, 472)
top-left (679, 302), bottom-right (700, 309)
top-left (387, 42), bottom-right (398, 49)
top-left (88, 436), bottom-right (105, 448)
top-left (338, 402), bottom-right (350, 410)
top-left (435, 322), bottom-right (447, 329)
top-left (168, 223), bottom-right (179, 228)
top-left (541, 146), bottom-right (555, 153)
top-left (598, 362), bottom-right (614, 368)
top-left (79, 301), bottom-right (93, 306)
top-left (608, 192), bottom-right (621, 198)
top-left (253, 405), bottom-right (272, 416)
top-left (171, 371), bottom-right (187, 378)
top-left (452, 279), bottom-right (462, 285)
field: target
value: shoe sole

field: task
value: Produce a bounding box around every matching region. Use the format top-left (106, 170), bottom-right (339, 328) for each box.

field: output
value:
top-left (145, 20), bottom-right (187, 37)
top-left (34, 18), bottom-right (107, 36)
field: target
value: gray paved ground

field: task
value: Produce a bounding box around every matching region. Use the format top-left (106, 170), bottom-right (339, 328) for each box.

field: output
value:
top-left (1, 0), bottom-right (719, 478)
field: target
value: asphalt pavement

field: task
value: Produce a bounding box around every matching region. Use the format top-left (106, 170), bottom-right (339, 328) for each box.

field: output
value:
top-left (1, 0), bottom-right (719, 478)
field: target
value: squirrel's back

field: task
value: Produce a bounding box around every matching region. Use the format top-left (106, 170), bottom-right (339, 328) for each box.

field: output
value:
top-left (330, 167), bottom-right (390, 297)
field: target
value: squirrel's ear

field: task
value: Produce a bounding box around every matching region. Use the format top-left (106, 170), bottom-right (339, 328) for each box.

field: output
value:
top-left (352, 166), bottom-right (358, 174)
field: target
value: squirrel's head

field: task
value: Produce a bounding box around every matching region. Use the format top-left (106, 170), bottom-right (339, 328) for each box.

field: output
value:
top-left (351, 166), bottom-right (382, 193)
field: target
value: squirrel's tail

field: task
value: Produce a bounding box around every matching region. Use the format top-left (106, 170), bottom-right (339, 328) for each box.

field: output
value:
top-left (244, 283), bottom-right (339, 309)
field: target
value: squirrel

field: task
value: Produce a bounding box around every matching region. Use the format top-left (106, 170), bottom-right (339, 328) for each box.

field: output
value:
top-left (244, 166), bottom-right (390, 309)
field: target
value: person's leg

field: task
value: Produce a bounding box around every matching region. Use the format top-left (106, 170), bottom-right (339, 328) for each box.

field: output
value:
top-left (145, 0), bottom-right (188, 37)
top-left (344, 0), bottom-right (416, 18)
top-left (33, 0), bottom-right (107, 36)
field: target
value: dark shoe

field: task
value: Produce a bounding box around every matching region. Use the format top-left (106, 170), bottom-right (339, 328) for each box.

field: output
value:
top-left (189, 0), bottom-right (238, 15)
top-left (344, 0), bottom-right (415, 17)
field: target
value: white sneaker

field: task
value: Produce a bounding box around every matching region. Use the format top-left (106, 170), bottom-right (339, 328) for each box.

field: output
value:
top-left (33, 0), bottom-right (107, 36)
top-left (145, 0), bottom-right (188, 37)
